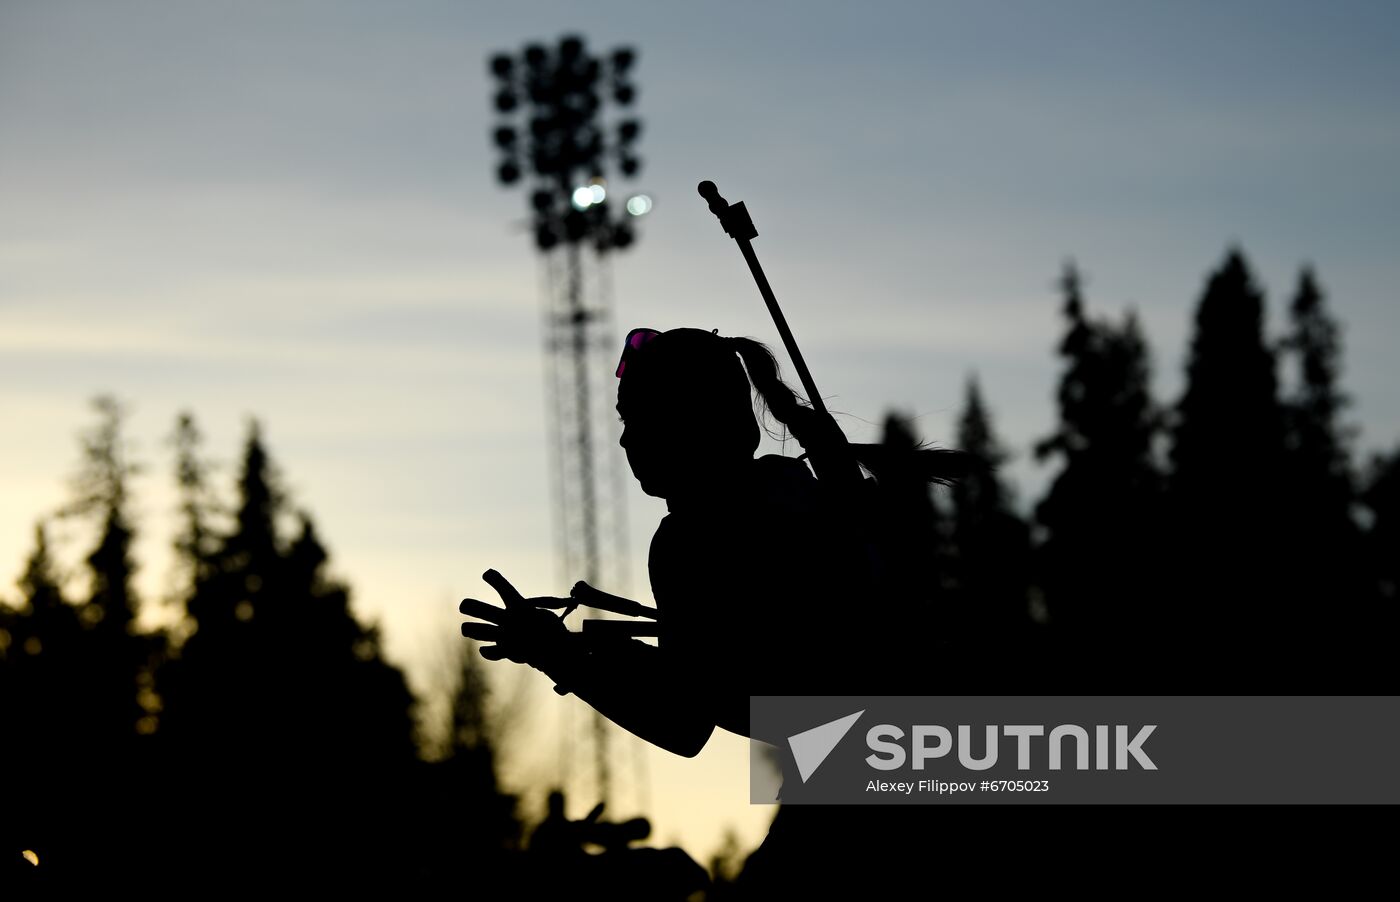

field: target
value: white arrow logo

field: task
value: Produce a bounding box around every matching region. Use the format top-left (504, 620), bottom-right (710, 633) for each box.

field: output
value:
top-left (788, 709), bottom-right (865, 783)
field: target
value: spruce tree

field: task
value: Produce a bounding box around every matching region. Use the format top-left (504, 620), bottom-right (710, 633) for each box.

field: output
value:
top-left (1167, 249), bottom-right (1289, 687)
top-left (1, 523), bottom-right (91, 870)
top-left (1278, 267), bottom-right (1366, 667)
top-left (57, 396), bottom-right (160, 748)
top-left (443, 640), bottom-right (520, 852)
top-left (157, 418), bottom-right (419, 882)
top-left (41, 397), bottom-right (165, 878)
top-left (4, 523), bottom-right (85, 769)
top-left (1034, 263), bottom-right (1165, 685)
top-left (169, 411), bottom-right (221, 595)
top-left (945, 376), bottom-right (1034, 688)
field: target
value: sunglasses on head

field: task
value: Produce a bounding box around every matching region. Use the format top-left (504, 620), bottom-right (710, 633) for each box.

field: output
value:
top-left (615, 327), bottom-right (662, 378)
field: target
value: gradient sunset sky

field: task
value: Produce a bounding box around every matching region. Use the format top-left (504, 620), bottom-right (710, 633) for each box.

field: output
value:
top-left (3, 0), bottom-right (1398, 862)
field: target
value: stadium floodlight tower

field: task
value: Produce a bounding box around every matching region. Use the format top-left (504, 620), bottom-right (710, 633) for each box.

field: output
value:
top-left (488, 35), bottom-right (649, 810)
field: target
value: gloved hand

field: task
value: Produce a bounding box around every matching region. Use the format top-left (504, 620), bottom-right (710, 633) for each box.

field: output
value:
top-left (460, 569), bottom-right (578, 678)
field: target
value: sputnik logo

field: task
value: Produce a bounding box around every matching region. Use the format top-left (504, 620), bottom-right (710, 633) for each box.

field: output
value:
top-left (788, 709), bottom-right (865, 783)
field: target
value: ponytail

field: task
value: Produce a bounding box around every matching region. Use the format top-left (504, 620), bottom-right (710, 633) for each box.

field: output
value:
top-left (726, 335), bottom-right (976, 486)
top-left (725, 336), bottom-right (822, 449)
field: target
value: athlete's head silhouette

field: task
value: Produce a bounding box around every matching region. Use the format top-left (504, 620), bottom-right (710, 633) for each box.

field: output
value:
top-left (615, 327), bottom-right (830, 502)
top-left (615, 326), bottom-right (970, 504)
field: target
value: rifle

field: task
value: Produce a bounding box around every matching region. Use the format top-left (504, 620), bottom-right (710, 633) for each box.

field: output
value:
top-left (696, 180), bottom-right (867, 492)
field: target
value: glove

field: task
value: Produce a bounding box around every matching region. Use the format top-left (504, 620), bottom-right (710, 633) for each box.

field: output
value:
top-left (460, 569), bottom-right (583, 685)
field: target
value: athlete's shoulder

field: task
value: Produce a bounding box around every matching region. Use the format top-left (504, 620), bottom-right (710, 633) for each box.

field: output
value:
top-left (752, 454), bottom-right (821, 509)
top-left (754, 452), bottom-right (815, 477)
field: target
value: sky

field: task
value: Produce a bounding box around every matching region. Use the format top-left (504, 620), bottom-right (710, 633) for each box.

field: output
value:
top-left (2, 0), bottom-right (1398, 863)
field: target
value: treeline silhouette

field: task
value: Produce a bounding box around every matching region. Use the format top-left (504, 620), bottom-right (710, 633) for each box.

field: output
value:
top-left (0, 406), bottom-right (528, 893)
top-left (913, 250), bottom-right (1398, 695)
top-left (1, 246), bottom-right (1397, 894)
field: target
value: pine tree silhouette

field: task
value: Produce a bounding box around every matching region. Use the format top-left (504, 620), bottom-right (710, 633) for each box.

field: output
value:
top-left (1167, 249), bottom-right (1290, 688)
top-left (1277, 267), bottom-right (1368, 682)
top-left (15, 396), bottom-right (167, 886)
top-left (58, 397), bottom-right (157, 746)
top-left (4, 404), bottom-right (533, 892)
top-left (411, 640), bottom-right (521, 888)
top-left (157, 417), bottom-right (419, 890)
top-left (169, 411), bottom-right (222, 595)
top-left (873, 412), bottom-right (945, 609)
top-left (2, 523), bottom-right (88, 843)
top-left (944, 376), bottom-right (1035, 689)
top-left (0, 522), bottom-right (87, 890)
top-left (860, 411), bottom-right (956, 689)
top-left (1034, 262), bottom-right (1166, 688)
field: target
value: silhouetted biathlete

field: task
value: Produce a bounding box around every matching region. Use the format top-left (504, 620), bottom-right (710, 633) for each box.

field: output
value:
top-left (460, 327), bottom-right (896, 751)
top-left (460, 326), bottom-right (951, 893)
